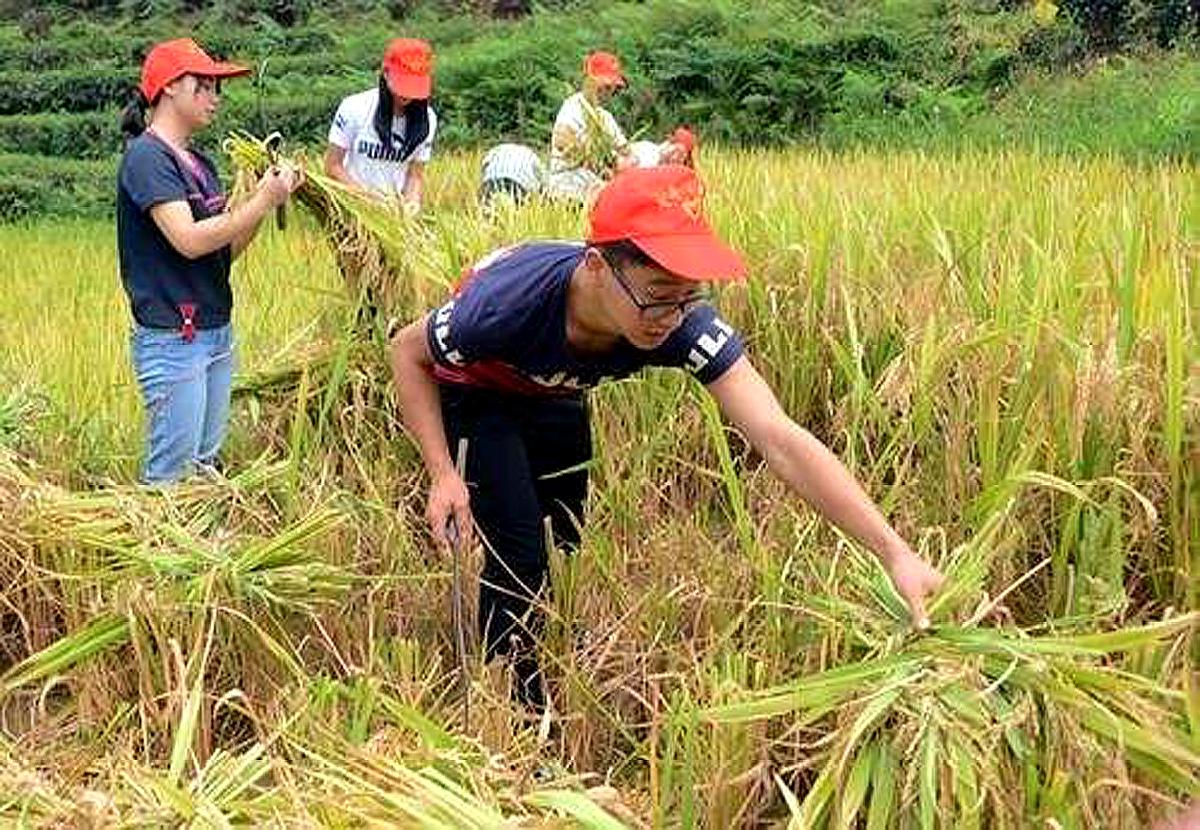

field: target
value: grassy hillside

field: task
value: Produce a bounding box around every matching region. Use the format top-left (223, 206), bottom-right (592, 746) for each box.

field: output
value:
top-left (0, 0), bottom-right (1196, 219)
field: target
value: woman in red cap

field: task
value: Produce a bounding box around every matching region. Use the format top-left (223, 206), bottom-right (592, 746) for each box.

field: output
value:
top-left (546, 49), bottom-right (635, 200)
top-left (117, 38), bottom-right (301, 483)
top-left (388, 165), bottom-right (946, 710)
top-left (325, 38), bottom-right (437, 212)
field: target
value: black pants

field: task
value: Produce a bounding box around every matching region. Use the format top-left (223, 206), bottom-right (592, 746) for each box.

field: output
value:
top-left (440, 384), bottom-right (591, 707)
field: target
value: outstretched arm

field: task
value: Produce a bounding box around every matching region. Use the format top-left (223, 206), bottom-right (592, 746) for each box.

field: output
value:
top-left (706, 355), bottom-right (944, 627)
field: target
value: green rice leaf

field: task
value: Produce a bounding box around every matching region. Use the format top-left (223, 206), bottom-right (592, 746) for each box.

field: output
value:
top-left (866, 741), bottom-right (898, 830)
top-left (1, 613), bottom-right (129, 695)
top-left (524, 789), bottom-right (630, 829)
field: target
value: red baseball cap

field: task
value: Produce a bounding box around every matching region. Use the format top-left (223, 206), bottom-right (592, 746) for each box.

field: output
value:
top-left (139, 38), bottom-right (250, 103)
top-left (588, 165), bottom-right (746, 282)
top-left (584, 50), bottom-right (625, 86)
top-left (383, 38), bottom-right (433, 100)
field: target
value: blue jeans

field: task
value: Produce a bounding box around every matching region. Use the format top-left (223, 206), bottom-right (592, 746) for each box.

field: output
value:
top-left (131, 323), bottom-right (234, 484)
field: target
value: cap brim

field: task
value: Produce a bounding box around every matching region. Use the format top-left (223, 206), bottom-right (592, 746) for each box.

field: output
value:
top-left (631, 233), bottom-right (747, 282)
top-left (141, 60), bottom-right (251, 101)
top-left (388, 74), bottom-right (432, 99)
top-left (590, 72), bottom-right (625, 87)
top-left (206, 60), bottom-right (253, 79)
top-left (179, 57), bottom-right (251, 80)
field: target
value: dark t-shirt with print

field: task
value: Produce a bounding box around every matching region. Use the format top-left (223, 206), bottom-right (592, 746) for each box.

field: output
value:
top-left (426, 242), bottom-right (745, 397)
top-left (116, 133), bottom-right (232, 330)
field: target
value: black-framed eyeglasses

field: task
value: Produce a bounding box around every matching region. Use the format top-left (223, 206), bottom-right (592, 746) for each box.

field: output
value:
top-left (603, 253), bottom-right (709, 321)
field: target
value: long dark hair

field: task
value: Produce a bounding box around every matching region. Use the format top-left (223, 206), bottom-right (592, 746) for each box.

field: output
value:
top-left (372, 74), bottom-right (430, 161)
top-left (119, 88), bottom-right (151, 141)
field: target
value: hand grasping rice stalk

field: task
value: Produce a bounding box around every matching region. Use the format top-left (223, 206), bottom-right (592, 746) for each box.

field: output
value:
top-left (699, 510), bottom-right (1200, 827)
top-left (225, 131), bottom-right (454, 320)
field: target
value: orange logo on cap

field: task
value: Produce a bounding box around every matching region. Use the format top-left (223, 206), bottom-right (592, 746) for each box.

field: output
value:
top-left (655, 180), bottom-right (705, 221)
top-left (384, 40), bottom-right (433, 76)
top-left (392, 52), bottom-right (430, 75)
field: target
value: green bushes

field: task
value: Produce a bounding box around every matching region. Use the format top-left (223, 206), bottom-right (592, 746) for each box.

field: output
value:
top-left (0, 93), bottom-right (349, 161)
top-left (0, 23), bottom-right (335, 71)
top-left (0, 68), bottom-right (136, 115)
top-left (218, 94), bottom-right (347, 144)
top-left (970, 52), bottom-right (1200, 160)
top-left (0, 0), bottom-right (1196, 222)
top-left (428, 4), bottom-right (912, 147)
top-left (1016, 17), bottom-right (1090, 68)
top-left (0, 28), bottom-right (155, 71)
top-left (433, 29), bottom-right (582, 146)
top-left (0, 41), bottom-right (80, 71)
top-left (632, 33), bottom-right (896, 144)
top-left (0, 111), bottom-right (119, 158)
top-left (1060, 0), bottom-right (1200, 50)
top-left (192, 19), bottom-right (336, 59)
top-left (0, 154), bottom-right (114, 220)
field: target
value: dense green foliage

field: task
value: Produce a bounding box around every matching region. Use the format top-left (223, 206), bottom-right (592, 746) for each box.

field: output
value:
top-left (0, 0), bottom-right (1196, 219)
top-left (0, 154), bottom-right (114, 219)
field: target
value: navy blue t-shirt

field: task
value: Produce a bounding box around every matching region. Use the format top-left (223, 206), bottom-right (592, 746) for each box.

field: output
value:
top-left (426, 242), bottom-right (745, 396)
top-left (116, 133), bottom-right (232, 330)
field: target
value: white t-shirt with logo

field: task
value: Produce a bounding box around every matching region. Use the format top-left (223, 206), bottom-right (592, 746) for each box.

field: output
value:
top-left (546, 92), bottom-right (627, 199)
top-left (328, 87), bottom-right (438, 195)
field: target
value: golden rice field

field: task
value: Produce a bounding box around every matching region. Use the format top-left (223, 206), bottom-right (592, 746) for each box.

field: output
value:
top-left (0, 147), bottom-right (1196, 828)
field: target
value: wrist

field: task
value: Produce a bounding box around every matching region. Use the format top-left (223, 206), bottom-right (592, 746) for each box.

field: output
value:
top-left (428, 459), bottom-right (458, 483)
top-left (249, 188), bottom-right (274, 215)
top-left (876, 535), bottom-right (915, 570)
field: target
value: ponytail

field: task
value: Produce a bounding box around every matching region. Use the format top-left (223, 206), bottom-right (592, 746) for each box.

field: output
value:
top-left (119, 88), bottom-right (150, 141)
top-left (373, 74), bottom-right (394, 152)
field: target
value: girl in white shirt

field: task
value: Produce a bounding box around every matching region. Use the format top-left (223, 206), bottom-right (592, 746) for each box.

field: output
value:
top-left (325, 38), bottom-right (437, 213)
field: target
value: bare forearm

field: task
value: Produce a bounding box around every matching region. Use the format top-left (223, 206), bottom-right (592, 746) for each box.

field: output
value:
top-left (324, 153), bottom-right (358, 191)
top-left (328, 166), bottom-right (356, 189)
top-left (402, 168), bottom-right (424, 208)
top-left (762, 421), bottom-right (907, 564)
top-left (176, 192), bottom-right (270, 258)
top-left (390, 329), bottom-right (454, 479)
top-left (230, 211), bottom-right (265, 259)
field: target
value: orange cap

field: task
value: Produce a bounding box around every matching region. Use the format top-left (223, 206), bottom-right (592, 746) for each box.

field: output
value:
top-left (584, 50), bottom-right (625, 86)
top-left (587, 165), bottom-right (746, 282)
top-left (383, 38), bottom-right (434, 100)
top-left (139, 38), bottom-right (250, 102)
